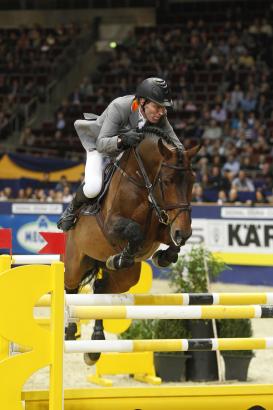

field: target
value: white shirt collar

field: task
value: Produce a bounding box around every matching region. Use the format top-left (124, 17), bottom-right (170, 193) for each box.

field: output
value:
top-left (137, 108), bottom-right (146, 130)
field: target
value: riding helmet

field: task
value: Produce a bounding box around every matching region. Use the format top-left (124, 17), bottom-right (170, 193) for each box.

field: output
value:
top-left (136, 77), bottom-right (173, 107)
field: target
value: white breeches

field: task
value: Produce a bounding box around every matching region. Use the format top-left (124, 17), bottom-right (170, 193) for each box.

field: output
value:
top-left (83, 150), bottom-right (104, 198)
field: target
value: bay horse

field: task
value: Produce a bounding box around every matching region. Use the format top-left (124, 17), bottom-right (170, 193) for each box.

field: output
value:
top-left (64, 126), bottom-right (199, 364)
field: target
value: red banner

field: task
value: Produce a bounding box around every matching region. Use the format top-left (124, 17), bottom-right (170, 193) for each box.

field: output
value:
top-left (39, 232), bottom-right (66, 255)
top-left (0, 228), bottom-right (12, 254)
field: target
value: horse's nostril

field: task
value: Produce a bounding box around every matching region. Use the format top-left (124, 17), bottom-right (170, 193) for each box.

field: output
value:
top-left (175, 230), bottom-right (183, 243)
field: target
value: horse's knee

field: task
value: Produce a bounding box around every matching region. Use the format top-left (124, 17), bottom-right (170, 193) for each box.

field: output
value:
top-left (124, 222), bottom-right (144, 244)
top-left (111, 218), bottom-right (143, 245)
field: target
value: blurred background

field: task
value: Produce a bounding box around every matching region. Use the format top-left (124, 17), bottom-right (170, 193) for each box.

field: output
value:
top-left (0, 1), bottom-right (272, 285)
top-left (0, 0), bottom-right (272, 205)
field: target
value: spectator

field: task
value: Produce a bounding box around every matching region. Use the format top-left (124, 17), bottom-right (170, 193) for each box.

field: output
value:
top-left (217, 190), bottom-right (228, 204)
top-left (191, 183), bottom-right (204, 203)
top-left (62, 186), bottom-right (73, 203)
top-left (56, 112), bottom-right (66, 130)
top-left (222, 154), bottom-right (240, 175)
top-left (232, 170), bottom-right (255, 191)
top-left (227, 188), bottom-right (241, 204)
top-left (211, 104), bottom-right (227, 123)
top-left (202, 119), bottom-right (222, 140)
top-left (55, 175), bottom-right (70, 192)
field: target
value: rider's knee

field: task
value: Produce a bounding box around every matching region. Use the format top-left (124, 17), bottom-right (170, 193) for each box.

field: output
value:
top-left (83, 179), bottom-right (102, 198)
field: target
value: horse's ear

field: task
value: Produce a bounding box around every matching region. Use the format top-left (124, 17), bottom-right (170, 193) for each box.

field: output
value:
top-left (158, 138), bottom-right (172, 160)
top-left (186, 144), bottom-right (202, 159)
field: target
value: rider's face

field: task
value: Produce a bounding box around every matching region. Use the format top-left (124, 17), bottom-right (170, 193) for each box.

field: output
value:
top-left (140, 99), bottom-right (167, 123)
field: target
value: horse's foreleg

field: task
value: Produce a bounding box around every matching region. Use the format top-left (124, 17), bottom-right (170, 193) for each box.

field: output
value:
top-left (106, 218), bottom-right (144, 270)
top-left (152, 244), bottom-right (181, 268)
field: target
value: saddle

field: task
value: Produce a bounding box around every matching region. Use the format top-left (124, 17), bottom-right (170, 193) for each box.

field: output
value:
top-left (81, 161), bottom-right (116, 216)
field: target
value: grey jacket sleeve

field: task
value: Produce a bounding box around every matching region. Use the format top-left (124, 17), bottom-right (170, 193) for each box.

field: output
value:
top-left (161, 117), bottom-right (184, 150)
top-left (96, 102), bottom-right (124, 155)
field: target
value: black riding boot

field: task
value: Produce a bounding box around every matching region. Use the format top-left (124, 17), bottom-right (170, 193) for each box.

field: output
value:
top-left (57, 185), bottom-right (88, 231)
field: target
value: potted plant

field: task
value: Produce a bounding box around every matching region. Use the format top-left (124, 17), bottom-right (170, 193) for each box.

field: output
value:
top-left (168, 245), bottom-right (229, 381)
top-left (217, 318), bottom-right (254, 381)
top-left (153, 318), bottom-right (190, 382)
top-left (120, 318), bottom-right (190, 381)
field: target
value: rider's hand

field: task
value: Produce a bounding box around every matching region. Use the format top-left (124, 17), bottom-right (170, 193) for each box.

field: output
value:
top-left (118, 129), bottom-right (144, 150)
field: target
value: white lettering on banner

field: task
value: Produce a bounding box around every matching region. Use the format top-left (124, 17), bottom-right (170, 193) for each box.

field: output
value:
top-left (12, 203), bottom-right (63, 214)
top-left (221, 207), bottom-right (273, 219)
top-left (191, 219), bottom-right (273, 254)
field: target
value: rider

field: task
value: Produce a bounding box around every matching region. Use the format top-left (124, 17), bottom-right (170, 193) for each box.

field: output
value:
top-left (57, 77), bottom-right (184, 231)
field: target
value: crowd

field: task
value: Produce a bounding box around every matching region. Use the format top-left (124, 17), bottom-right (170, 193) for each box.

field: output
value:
top-left (0, 23), bottom-right (82, 140)
top-left (0, 173), bottom-right (83, 203)
top-left (1, 4), bottom-right (273, 204)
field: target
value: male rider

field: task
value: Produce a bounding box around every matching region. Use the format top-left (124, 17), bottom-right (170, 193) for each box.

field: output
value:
top-left (57, 77), bottom-right (183, 231)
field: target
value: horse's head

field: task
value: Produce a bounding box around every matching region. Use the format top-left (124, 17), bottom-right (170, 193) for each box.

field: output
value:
top-left (138, 133), bottom-right (200, 247)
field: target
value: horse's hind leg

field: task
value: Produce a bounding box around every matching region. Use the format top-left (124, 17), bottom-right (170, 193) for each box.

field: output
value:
top-left (84, 262), bottom-right (142, 366)
top-left (64, 234), bottom-right (98, 340)
top-left (106, 217), bottom-right (144, 270)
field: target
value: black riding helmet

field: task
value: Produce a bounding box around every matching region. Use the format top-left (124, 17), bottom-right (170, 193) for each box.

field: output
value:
top-left (136, 77), bottom-right (173, 108)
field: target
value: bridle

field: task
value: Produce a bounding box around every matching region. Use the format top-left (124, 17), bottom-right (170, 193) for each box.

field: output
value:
top-left (115, 145), bottom-right (192, 237)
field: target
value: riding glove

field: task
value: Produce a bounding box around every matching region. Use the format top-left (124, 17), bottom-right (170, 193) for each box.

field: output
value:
top-left (118, 129), bottom-right (144, 150)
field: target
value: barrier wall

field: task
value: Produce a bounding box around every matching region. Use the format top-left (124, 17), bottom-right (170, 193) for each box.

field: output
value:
top-left (0, 202), bottom-right (273, 284)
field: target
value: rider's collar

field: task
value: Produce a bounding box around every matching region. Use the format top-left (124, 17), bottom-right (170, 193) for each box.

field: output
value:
top-left (138, 108), bottom-right (146, 129)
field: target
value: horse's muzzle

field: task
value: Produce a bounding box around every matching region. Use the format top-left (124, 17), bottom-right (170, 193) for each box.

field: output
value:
top-left (171, 229), bottom-right (192, 247)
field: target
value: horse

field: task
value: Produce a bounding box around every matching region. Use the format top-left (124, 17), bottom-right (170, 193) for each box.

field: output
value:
top-left (64, 126), bottom-right (199, 364)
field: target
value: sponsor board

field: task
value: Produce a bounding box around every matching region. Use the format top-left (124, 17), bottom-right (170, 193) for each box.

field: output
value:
top-left (189, 219), bottom-right (273, 254)
top-left (12, 203), bottom-right (63, 214)
top-left (16, 215), bottom-right (59, 253)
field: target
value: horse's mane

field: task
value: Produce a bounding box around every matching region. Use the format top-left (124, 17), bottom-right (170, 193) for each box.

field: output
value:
top-left (141, 125), bottom-right (174, 146)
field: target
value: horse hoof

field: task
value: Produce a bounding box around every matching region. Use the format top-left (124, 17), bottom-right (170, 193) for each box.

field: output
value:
top-left (65, 322), bottom-right (78, 340)
top-left (84, 352), bottom-right (101, 366)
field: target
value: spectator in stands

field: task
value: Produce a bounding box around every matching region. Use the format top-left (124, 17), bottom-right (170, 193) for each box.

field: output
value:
top-left (19, 127), bottom-right (36, 146)
top-left (240, 92), bottom-right (257, 113)
top-left (56, 112), bottom-right (66, 130)
top-left (232, 170), bottom-right (255, 191)
top-left (227, 188), bottom-right (241, 204)
top-left (222, 154), bottom-right (240, 175)
top-left (38, 172), bottom-right (52, 192)
top-left (208, 166), bottom-right (227, 191)
top-left (55, 175), bottom-right (70, 192)
top-left (0, 187), bottom-right (13, 201)
top-left (62, 186), bottom-right (73, 203)
top-left (217, 190), bottom-right (228, 204)
top-left (191, 183), bottom-right (204, 203)
top-left (46, 189), bottom-right (56, 202)
top-left (230, 84), bottom-right (243, 109)
top-left (210, 104), bottom-right (227, 123)
top-left (57, 77), bottom-right (184, 231)
top-left (202, 119), bottom-right (222, 140)
top-left (251, 188), bottom-right (269, 205)
top-left (79, 76), bottom-right (94, 97)
top-left (258, 162), bottom-right (273, 191)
